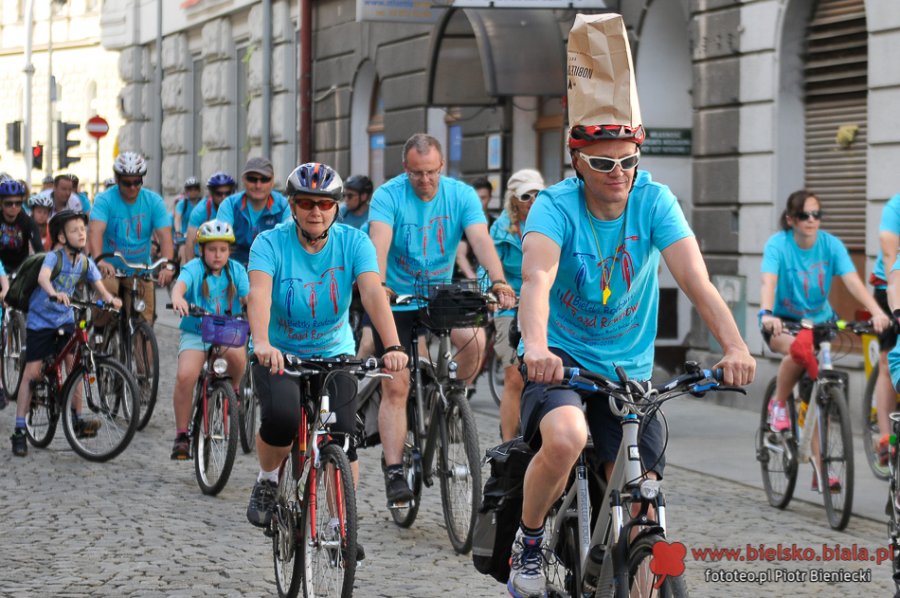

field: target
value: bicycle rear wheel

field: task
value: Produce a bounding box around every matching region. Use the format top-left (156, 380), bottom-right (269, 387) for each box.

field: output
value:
top-left (25, 379), bottom-right (59, 448)
top-left (239, 363), bottom-right (258, 454)
top-left (756, 377), bottom-right (797, 509)
top-left (545, 507), bottom-right (581, 598)
top-left (61, 357), bottom-right (140, 461)
top-left (438, 388), bottom-right (482, 553)
top-left (862, 362), bottom-right (891, 480)
top-left (193, 380), bottom-right (238, 495)
top-left (131, 321), bottom-right (160, 431)
top-left (2, 311), bottom-right (26, 398)
top-left (390, 394), bottom-right (423, 528)
top-left (821, 385), bottom-right (854, 531)
top-left (487, 350), bottom-right (504, 407)
top-left (300, 443), bottom-right (357, 598)
top-left (626, 533), bottom-right (688, 597)
top-left (274, 444), bottom-right (302, 598)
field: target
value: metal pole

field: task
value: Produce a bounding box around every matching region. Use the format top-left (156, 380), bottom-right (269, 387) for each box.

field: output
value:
top-left (95, 139), bottom-right (100, 197)
top-left (23, 0), bottom-right (36, 175)
top-left (47, 1), bottom-right (54, 177)
top-left (155, 0), bottom-right (162, 191)
top-left (262, 0), bottom-right (272, 156)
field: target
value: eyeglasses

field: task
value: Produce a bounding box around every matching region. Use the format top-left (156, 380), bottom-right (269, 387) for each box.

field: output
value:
top-left (2, 201), bottom-right (23, 208)
top-left (515, 192), bottom-right (539, 202)
top-left (185, 185), bottom-right (201, 191)
top-left (245, 175), bottom-right (272, 184)
top-left (795, 210), bottom-right (822, 221)
top-left (406, 169), bottom-right (441, 180)
top-left (576, 151), bottom-right (641, 173)
top-left (293, 197), bottom-right (337, 211)
top-left (211, 189), bottom-right (232, 197)
top-left (118, 178), bottom-right (143, 188)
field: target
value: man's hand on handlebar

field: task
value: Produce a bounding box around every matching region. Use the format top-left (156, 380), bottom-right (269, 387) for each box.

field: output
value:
top-left (382, 350), bottom-right (408, 372)
top-left (157, 266), bottom-right (175, 287)
top-left (760, 314), bottom-right (783, 337)
top-left (254, 342), bottom-right (284, 375)
top-left (97, 260), bottom-right (117, 279)
top-left (872, 311), bottom-right (891, 335)
top-left (713, 347), bottom-right (756, 387)
top-left (523, 346), bottom-right (564, 385)
top-left (491, 281), bottom-right (516, 311)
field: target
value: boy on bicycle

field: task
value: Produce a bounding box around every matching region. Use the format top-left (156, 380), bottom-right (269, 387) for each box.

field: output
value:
top-left (10, 210), bottom-right (121, 457)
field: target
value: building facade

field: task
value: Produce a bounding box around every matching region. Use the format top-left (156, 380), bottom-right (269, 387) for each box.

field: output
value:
top-left (1, 0), bottom-right (123, 193)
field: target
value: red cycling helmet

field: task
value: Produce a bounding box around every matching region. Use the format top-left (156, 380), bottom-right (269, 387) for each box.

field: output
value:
top-left (568, 124), bottom-right (645, 149)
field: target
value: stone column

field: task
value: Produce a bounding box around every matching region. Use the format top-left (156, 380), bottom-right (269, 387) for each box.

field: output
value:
top-left (160, 33), bottom-right (191, 198)
top-left (200, 18), bottom-right (235, 180)
top-left (116, 45), bottom-right (151, 161)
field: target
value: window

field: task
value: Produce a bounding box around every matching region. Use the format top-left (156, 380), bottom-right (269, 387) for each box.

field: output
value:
top-left (535, 97), bottom-right (565, 185)
top-left (367, 81), bottom-right (384, 187)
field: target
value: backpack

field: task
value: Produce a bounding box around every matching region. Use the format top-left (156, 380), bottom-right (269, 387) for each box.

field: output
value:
top-left (6, 249), bottom-right (88, 312)
top-left (472, 436), bottom-right (535, 583)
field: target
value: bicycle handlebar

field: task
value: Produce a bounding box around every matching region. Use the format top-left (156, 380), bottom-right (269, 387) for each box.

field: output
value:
top-left (96, 252), bottom-right (171, 275)
top-left (272, 354), bottom-right (386, 379)
top-left (779, 319), bottom-right (874, 335)
top-left (53, 295), bottom-right (119, 314)
top-left (165, 302), bottom-right (245, 319)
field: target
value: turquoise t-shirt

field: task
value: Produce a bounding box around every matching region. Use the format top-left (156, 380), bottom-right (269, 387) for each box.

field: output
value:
top-left (761, 229), bottom-right (855, 323)
top-left (339, 205), bottom-right (369, 230)
top-left (873, 193), bottom-right (900, 286)
top-left (27, 251), bottom-right (102, 330)
top-left (477, 211), bottom-right (522, 318)
top-left (248, 222), bottom-right (379, 357)
top-left (174, 197), bottom-right (201, 237)
top-left (90, 186), bottom-right (171, 274)
top-left (188, 197), bottom-right (219, 229)
top-left (176, 258), bottom-right (250, 335)
top-left (369, 174), bottom-right (486, 310)
top-left (519, 171), bottom-right (693, 380)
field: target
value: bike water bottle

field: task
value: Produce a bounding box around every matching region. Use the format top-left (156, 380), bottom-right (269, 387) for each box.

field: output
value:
top-left (820, 341), bottom-right (833, 370)
top-left (798, 401), bottom-right (808, 427)
top-left (319, 393), bottom-right (336, 425)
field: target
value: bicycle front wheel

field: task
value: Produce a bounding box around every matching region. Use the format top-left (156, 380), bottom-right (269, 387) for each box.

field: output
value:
top-left (25, 382), bottom-right (59, 448)
top-left (2, 311), bottom-right (26, 398)
top-left (238, 363), bottom-right (258, 454)
top-left (273, 445), bottom-right (302, 598)
top-left (626, 534), bottom-right (689, 597)
top-left (756, 377), bottom-right (797, 509)
top-left (61, 357), bottom-right (140, 461)
top-left (438, 388), bottom-right (482, 554)
top-left (821, 385), bottom-right (854, 531)
top-left (487, 350), bottom-right (504, 407)
top-left (131, 321), bottom-right (160, 431)
top-left (390, 395), bottom-right (423, 528)
top-left (193, 380), bottom-right (238, 495)
top-left (861, 362), bottom-right (890, 480)
top-left (300, 443), bottom-right (358, 598)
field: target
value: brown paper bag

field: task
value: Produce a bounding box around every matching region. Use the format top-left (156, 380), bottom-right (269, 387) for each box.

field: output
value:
top-left (567, 13), bottom-right (642, 129)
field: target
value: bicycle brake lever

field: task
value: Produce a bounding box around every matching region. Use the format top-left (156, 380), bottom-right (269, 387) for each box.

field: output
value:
top-left (716, 385), bottom-right (747, 395)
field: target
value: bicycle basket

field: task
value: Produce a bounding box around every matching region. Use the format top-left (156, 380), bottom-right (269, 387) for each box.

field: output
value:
top-left (418, 279), bottom-right (489, 330)
top-left (200, 315), bottom-right (249, 348)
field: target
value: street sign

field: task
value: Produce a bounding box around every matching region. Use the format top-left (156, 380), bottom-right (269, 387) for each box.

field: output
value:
top-left (86, 116), bottom-right (109, 139)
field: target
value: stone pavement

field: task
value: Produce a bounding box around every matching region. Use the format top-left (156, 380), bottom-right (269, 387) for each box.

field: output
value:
top-left (0, 307), bottom-right (894, 597)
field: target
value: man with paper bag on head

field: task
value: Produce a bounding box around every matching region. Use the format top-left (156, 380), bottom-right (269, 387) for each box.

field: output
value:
top-left (507, 13), bottom-right (755, 597)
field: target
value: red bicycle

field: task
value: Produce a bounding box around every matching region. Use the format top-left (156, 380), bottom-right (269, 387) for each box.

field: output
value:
top-left (25, 297), bottom-right (141, 461)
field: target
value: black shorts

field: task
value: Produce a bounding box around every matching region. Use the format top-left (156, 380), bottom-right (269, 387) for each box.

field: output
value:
top-left (373, 309), bottom-right (424, 355)
top-left (874, 288), bottom-right (898, 352)
top-left (25, 325), bottom-right (74, 362)
top-left (519, 348), bottom-right (666, 478)
top-left (253, 363), bottom-right (359, 461)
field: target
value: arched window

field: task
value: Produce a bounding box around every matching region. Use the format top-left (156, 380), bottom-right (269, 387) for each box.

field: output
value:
top-left (85, 81), bottom-right (98, 116)
top-left (367, 81), bottom-right (385, 187)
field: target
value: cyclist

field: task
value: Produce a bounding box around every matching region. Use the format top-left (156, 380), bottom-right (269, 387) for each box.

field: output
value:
top-left (40, 175), bottom-right (54, 192)
top-left (69, 174), bottom-right (91, 213)
top-left (511, 123), bottom-right (756, 597)
top-left (760, 190), bottom-right (889, 480)
top-left (455, 177), bottom-right (495, 280)
top-left (103, 178), bottom-right (116, 191)
top-left (0, 179), bottom-right (43, 273)
top-left (368, 133), bottom-right (515, 505)
top-left (169, 220), bottom-right (249, 460)
top-left (89, 152), bottom-right (176, 324)
top-left (185, 171), bottom-right (237, 260)
top-left (214, 157), bottom-right (289, 267)
top-left (9, 210), bottom-right (121, 457)
top-left (47, 174), bottom-right (86, 215)
top-left (173, 176), bottom-right (203, 264)
top-left (244, 162), bottom-right (408, 534)
top-left (339, 174), bottom-right (374, 230)
top-left (0, 260), bottom-right (8, 409)
top-left (481, 168), bottom-right (544, 441)
top-left (871, 190), bottom-right (900, 464)
top-left (27, 194), bottom-right (54, 250)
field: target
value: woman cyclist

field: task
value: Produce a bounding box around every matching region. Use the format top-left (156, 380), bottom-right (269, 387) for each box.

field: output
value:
top-left (169, 220), bottom-right (249, 460)
top-left (244, 163), bottom-right (408, 545)
top-left (28, 193), bottom-right (54, 250)
top-left (760, 189), bottom-right (889, 489)
top-left (480, 169), bottom-right (545, 441)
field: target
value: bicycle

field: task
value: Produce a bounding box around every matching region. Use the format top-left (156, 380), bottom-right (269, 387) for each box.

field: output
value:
top-left (167, 302), bottom-right (246, 495)
top-left (885, 411), bottom-right (900, 595)
top-left (388, 279), bottom-right (487, 554)
top-left (94, 251), bottom-right (165, 431)
top-left (756, 319), bottom-right (868, 531)
top-left (268, 353), bottom-right (386, 598)
top-left (861, 329), bottom-right (899, 480)
top-left (24, 297), bottom-right (141, 461)
top-left (238, 357), bottom-right (260, 454)
top-left (539, 361), bottom-right (739, 597)
top-left (1, 301), bottom-right (27, 398)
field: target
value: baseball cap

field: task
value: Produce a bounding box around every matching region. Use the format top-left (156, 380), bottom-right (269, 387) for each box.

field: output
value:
top-left (242, 156), bottom-right (274, 178)
top-left (507, 169), bottom-right (545, 197)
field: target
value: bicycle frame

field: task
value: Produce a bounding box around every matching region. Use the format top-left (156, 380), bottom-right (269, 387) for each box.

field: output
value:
top-left (189, 344), bottom-right (234, 440)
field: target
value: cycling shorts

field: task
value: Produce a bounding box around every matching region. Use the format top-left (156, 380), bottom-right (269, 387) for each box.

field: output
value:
top-left (874, 287), bottom-right (898, 353)
top-left (25, 325), bottom-right (75, 362)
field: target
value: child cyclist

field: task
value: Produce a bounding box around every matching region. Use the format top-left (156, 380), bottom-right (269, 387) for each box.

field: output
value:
top-left (169, 220), bottom-right (249, 460)
top-left (9, 210), bottom-right (122, 457)
top-left (28, 194), bottom-right (54, 250)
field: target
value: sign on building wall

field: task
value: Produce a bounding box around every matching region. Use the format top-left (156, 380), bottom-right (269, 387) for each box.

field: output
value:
top-left (641, 128), bottom-right (692, 156)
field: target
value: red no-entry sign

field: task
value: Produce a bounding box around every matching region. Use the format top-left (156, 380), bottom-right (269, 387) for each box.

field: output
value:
top-left (86, 115), bottom-right (109, 139)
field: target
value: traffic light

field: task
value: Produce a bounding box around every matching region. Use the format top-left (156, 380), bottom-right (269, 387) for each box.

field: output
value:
top-left (6, 121), bottom-right (21, 152)
top-left (57, 121), bottom-right (81, 168)
top-left (32, 144), bottom-right (43, 170)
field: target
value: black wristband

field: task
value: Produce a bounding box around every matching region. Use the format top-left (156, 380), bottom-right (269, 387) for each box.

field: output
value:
top-left (383, 345), bottom-right (407, 355)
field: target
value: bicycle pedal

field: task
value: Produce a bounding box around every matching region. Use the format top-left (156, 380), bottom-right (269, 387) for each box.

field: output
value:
top-left (387, 500), bottom-right (410, 510)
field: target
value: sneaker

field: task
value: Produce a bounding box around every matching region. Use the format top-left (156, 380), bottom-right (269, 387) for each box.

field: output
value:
top-left (383, 465), bottom-right (414, 505)
top-left (769, 399), bottom-right (790, 432)
top-left (508, 528), bottom-right (545, 598)
top-left (74, 417), bottom-right (101, 438)
top-left (10, 428), bottom-right (27, 457)
top-left (246, 480), bottom-right (277, 528)
top-left (811, 471), bottom-right (841, 493)
top-left (879, 434), bottom-right (892, 467)
top-left (170, 434), bottom-right (191, 460)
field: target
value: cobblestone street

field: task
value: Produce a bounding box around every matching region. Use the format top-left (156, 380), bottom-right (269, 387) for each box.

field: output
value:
top-left (0, 316), bottom-right (895, 597)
